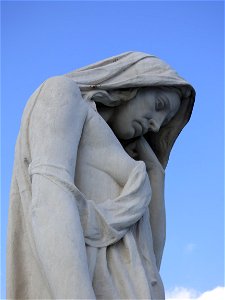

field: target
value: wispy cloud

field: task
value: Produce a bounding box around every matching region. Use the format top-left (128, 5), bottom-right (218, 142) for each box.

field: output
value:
top-left (166, 286), bottom-right (197, 299)
top-left (166, 286), bottom-right (225, 300)
top-left (184, 242), bottom-right (196, 254)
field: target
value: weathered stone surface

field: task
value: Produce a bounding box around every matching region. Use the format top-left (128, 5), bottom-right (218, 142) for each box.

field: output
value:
top-left (7, 52), bottom-right (195, 299)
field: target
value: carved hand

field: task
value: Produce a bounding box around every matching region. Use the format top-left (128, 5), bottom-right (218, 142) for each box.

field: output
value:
top-left (124, 136), bottom-right (164, 173)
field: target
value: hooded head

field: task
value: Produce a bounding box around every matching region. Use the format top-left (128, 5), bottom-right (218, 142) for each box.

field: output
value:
top-left (66, 51), bottom-right (195, 168)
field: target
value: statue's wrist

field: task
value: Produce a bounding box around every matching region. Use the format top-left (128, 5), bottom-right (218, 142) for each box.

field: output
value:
top-left (146, 162), bottom-right (165, 176)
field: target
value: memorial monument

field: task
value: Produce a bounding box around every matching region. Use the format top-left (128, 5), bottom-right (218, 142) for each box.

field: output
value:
top-left (7, 52), bottom-right (195, 299)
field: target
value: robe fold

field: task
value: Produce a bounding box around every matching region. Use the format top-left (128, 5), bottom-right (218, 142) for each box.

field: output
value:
top-left (7, 76), bottom-right (164, 299)
top-left (7, 52), bottom-right (195, 299)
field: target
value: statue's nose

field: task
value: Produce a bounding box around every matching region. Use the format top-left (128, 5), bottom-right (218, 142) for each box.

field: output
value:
top-left (148, 119), bottom-right (160, 132)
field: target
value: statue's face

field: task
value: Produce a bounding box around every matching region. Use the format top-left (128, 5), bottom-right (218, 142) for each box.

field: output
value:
top-left (110, 87), bottom-right (180, 140)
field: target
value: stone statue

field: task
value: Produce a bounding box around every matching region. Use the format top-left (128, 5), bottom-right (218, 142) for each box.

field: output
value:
top-left (7, 52), bottom-right (195, 299)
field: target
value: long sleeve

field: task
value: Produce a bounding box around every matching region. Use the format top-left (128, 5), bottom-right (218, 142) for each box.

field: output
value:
top-left (29, 76), bottom-right (95, 299)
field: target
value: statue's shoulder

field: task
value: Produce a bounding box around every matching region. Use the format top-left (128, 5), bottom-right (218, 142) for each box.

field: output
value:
top-left (43, 75), bottom-right (81, 97)
top-left (34, 75), bottom-right (85, 110)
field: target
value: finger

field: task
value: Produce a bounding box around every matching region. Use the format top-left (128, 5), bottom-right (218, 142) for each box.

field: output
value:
top-left (124, 142), bottom-right (138, 158)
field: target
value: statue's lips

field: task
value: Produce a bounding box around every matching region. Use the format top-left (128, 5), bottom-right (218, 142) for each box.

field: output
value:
top-left (133, 120), bottom-right (147, 137)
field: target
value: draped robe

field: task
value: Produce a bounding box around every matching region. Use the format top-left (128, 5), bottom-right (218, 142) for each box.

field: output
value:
top-left (7, 76), bottom-right (164, 299)
top-left (7, 51), bottom-right (195, 299)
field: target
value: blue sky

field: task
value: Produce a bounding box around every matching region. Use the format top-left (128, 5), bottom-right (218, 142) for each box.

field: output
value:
top-left (1, 1), bottom-right (224, 299)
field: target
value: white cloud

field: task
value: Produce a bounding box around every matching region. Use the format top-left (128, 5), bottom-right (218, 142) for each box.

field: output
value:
top-left (166, 286), bottom-right (198, 299)
top-left (166, 286), bottom-right (225, 300)
top-left (198, 287), bottom-right (225, 300)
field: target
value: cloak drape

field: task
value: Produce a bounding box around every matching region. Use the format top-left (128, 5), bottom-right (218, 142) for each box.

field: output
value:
top-left (7, 52), bottom-right (195, 299)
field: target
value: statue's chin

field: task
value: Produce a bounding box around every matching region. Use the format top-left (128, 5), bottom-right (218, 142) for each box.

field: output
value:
top-left (113, 129), bottom-right (134, 141)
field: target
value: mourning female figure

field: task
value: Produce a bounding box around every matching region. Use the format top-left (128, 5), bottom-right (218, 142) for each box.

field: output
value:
top-left (7, 52), bottom-right (195, 299)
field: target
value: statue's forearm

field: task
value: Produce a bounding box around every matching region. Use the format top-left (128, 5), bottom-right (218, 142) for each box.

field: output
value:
top-left (147, 168), bottom-right (166, 270)
top-left (30, 174), bottom-right (95, 299)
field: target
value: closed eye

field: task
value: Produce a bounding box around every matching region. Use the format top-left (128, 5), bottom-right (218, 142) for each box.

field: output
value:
top-left (155, 98), bottom-right (166, 111)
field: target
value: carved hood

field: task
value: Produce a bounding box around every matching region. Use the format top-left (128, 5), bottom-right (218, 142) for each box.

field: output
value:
top-left (66, 51), bottom-right (196, 167)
